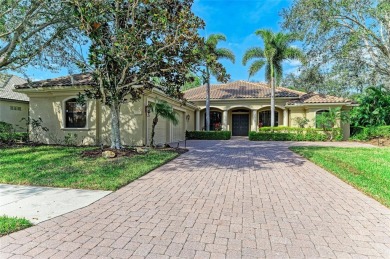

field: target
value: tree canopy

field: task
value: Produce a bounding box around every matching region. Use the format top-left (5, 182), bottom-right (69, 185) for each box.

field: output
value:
top-left (0, 0), bottom-right (81, 72)
top-left (282, 0), bottom-right (390, 91)
top-left (70, 0), bottom-right (204, 149)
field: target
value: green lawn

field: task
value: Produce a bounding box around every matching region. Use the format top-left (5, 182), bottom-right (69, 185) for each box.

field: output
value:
top-left (0, 146), bottom-right (179, 191)
top-left (0, 216), bottom-right (32, 236)
top-left (290, 147), bottom-right (390, 207)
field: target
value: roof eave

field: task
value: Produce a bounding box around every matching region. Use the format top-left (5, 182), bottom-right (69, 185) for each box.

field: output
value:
top-left (187, 96), bottom-right (299, 102)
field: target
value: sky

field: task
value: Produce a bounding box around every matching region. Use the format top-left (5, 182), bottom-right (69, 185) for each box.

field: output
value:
top-left (20, 0), bottom-right (300, 83)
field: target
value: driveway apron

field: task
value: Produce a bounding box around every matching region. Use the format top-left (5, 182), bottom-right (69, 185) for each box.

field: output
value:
top-left (1, 139), bottom-right (389, 258)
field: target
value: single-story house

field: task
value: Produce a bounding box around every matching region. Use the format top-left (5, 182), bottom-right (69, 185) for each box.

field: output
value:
top-left (184, 80), bottom-right (355, 138)
top-left (14, 75), bottom-right (355, 145)
top-left (0, 74), bottom-right (29, 131)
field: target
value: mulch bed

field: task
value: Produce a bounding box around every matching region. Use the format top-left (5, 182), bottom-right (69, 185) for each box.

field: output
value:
top-left (366, 138), bottom-right (390, 147)
top-left (81, 147), bottom-right (188, 159)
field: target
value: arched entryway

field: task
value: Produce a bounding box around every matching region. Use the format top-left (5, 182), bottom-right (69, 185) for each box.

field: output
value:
top-left (231, 109), bottom-right (250, 136)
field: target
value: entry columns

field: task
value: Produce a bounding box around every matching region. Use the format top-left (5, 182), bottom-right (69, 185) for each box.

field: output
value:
top-left (251, 109), bottom-right (258, 131)
top-left (196, 110), bottom-right (200, 131)
top-left (222, 110), bottom-right (228, 130)
top-left (283, 109), bottom-right (289, 126)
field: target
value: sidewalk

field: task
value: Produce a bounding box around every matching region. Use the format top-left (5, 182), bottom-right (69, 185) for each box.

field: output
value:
top-left (0, 184), bottom-right (111, 224)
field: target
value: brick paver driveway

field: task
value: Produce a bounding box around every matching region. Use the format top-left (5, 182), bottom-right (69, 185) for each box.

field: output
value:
top-left (1, 139), bottom-right (390, 258)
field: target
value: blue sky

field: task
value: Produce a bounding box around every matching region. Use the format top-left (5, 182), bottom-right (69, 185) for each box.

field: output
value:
top-left (20, 0), bottom-right (300, 83)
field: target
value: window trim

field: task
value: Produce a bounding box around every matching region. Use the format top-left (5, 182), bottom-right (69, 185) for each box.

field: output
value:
top-left (62, 97), bottom-right (89, 130)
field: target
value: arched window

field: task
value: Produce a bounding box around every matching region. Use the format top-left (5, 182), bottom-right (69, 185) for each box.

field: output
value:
top-left (65, 98), bottom-right (87, 128)
top-left (315, 110), bottom-right (330, 128)
top-left (259, 110), bottom-right (279, 127)
top-left (204, 111), bottom-right (222, 130)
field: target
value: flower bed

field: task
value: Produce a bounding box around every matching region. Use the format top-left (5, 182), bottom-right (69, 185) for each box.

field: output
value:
top-left (186, 131), bottom-right (231, 140)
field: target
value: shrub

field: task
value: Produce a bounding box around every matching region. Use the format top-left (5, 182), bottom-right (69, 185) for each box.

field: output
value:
top-left (249, 127), bottom-right (342, 141)
top-left (350, 126), bottom-right (390, 141)
top-left (0, 121), bottom-right (28, 144)
top-left (186, 131), bottom-right (231, 140)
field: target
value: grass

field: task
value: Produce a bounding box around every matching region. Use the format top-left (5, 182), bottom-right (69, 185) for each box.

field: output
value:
top-left (0, 146), bottom-right (179, 191)
top-left (290, 146), bottom-right (390, 208)
top-left (0, 216), bottom-right (32, 236)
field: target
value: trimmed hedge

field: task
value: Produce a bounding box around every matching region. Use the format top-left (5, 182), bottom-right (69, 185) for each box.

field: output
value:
top-left (186, 131), bottom-right (231, 140)
top-left (350, 126), bottom-right (390, 141)
top-left (249, 127), bottom-right (342, 141)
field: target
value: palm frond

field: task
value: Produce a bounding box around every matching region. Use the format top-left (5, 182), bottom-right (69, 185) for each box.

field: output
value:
top-left (248, 60), bottom-right (266, 78)
top-left (150, 100), bottom-right (179, 125)
top-left (216, 48), bottom-right (235, 63)
top-left (255, 29), bottom-right (274, 44)
top-left (206, 33), bottom-right (227, 47)
top-left (283, 47), bottom-right (306, 63)
top-left (242, 47), bottom-right (264, 65)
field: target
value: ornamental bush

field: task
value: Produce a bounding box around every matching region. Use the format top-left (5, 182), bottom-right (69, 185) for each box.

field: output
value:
top-left (186, 131), bottom-right (231, 140)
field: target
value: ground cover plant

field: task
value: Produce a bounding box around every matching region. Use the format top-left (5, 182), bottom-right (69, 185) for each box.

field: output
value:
top-left (0, 216), bottom-right (32, 236)
top-left (186, 130), bottom-right (231, 140)
top-left (290, 146), bottom-right (390, 207)
top-left (0, 146), bottom-right (180, 191)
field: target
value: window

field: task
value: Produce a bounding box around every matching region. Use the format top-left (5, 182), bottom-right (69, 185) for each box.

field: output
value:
top-left (10, 106), bottom-right (21, 111)
top-left (204, 111), bottom-right (222, 130)
top-left (65, 98), bottom-right (87, 128)
top-left (259, 110), bottom-right (279, 127)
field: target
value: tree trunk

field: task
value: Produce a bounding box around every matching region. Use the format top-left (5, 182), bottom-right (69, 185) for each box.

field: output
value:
top-left (110, 102), bottom-right (122, 149)
top-left (270, 75), bottom-right (275, 127)
top-left (205, 66), bottom-right (211, 131)
top-left (150, 114), bottom-right (158, 147)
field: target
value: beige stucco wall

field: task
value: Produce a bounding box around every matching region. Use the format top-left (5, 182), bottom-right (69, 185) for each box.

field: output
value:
top-left (28, 92), bottom-right (98, 145)
top-left (21, 87), bottom-right (195, 146)
top-left (0, 100), bottom-right (29, 131)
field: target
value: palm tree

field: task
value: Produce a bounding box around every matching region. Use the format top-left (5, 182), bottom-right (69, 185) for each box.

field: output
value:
top-left (242, 29), bottom-right (304, 127)
top-left (203, 34), bottom-right (235, 131)
top-left (149, 100), bottom-right (178, 147)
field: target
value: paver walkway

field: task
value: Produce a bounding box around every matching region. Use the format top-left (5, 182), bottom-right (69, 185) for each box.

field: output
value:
top-left (1, 139), bottom-right (389, 258)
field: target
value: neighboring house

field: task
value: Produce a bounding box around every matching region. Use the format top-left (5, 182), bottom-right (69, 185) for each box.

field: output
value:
top-left (184, 81), bottom-right (355, 139)
top-left (14, 76), bottom-right (355, 145)
top-left (0, 74), bottom-right (28, 131)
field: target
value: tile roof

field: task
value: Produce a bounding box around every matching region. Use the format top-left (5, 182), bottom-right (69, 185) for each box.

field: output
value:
top-left (15, 73), bottom-right (95, 89)
top-left (184, 81), bottom-right (353, 104)
top-left (184, 81), bottom-right (306, 100)
top-left (0, 74), bottom-right (29, 102)
top-left (286, 92), bottom-right (352, 104)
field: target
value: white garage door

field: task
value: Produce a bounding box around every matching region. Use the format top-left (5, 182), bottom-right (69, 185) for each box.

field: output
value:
top-left (147, 113), bottom-right (168, 145)
top-left (172, 110), bottom-right (185, 142)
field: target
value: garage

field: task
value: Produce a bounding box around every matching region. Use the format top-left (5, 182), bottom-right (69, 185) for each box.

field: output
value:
top-left (172, 110), bottom-right (185, 142)
top-left (147, 111), bottom-right (168, 145)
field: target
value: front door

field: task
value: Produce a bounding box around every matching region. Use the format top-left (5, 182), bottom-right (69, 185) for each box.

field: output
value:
top-left (232, 114), bottom-right (249, 136)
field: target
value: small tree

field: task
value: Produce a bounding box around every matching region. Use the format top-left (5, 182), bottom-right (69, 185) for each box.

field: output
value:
top-left (294, 117), bottom-right (310, 128)
top-left (315, 108), bottom-right (349, 140)
top-left (149, 101), bottom-right (178, 147)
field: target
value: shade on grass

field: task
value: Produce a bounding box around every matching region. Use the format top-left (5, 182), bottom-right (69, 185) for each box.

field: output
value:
top-left (0, 216), bottom-right (32, 236)
top-left (0, 146), bottom-right (178, 191)
top-left (290, 146), bottom-right (390, 208)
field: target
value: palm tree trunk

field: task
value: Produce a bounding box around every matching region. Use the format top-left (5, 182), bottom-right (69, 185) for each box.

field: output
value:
top-left (205, 66), bottom-right (211, 131)
top-left (110, 102), bottom-right (122, 149)
top-left (150, 114), bottom-right (158, 147)
top-left (270, 67), bottom-right (275, 128)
